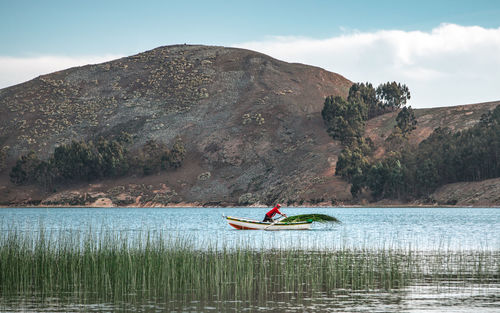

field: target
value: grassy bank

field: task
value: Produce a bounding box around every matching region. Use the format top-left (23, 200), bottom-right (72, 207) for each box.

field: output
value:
top-left (0, 227), bottom-right (498, 305)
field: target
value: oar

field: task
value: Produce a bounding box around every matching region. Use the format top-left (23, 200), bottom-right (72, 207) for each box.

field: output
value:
top-left (264, 215), bottom-right (285, 231)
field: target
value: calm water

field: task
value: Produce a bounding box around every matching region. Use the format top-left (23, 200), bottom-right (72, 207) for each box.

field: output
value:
top-left (1, 207), bottom-right (499, 251)
top-left (1, 207), bottom-right (499, 312)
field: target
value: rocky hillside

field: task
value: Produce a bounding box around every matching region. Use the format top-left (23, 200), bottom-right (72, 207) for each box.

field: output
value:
top-left (365, 101), bottom-right (500, 148)
top-left (430, 177), bottom-right (500, 206)
top-left (0, 45), bottom-right (498, 207)
top-left (365, 100), bottom-right (500, 206)
top-left (0, 45), bottom-right (353, 206)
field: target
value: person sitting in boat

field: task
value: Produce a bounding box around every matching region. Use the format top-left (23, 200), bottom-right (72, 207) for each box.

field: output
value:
top-left (263, 203), bottom-right (287, 222)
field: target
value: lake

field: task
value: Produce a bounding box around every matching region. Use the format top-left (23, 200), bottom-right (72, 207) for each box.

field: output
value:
top-left (0, 206), bottom-right (499, 312)
top-left (2, 207), bottom-right (499, 251)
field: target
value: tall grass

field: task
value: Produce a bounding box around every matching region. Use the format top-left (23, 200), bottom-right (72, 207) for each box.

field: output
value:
top-left (0, 226), bottom-right (498, 306)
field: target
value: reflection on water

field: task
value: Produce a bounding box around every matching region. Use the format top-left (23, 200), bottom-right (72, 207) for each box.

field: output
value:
top-left (1, 284), bottom-right (499, 312)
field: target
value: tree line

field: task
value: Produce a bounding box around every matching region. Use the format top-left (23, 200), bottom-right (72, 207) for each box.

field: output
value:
top-left (321, 81), bottom-right (414, 191)
top-left (322, 82), bottom-right (500, 200)
top-left (323, 81), bottom-right (500, 201)
top-left (352, 105), bottom-right (500, 200)
top-left (322, 81), bottom-right (411, 146)
top-left (10, 134), bottom-right (186, 189)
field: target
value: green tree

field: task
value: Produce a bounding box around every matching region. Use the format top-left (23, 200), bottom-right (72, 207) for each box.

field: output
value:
top-left (136, 140), bottom-right (170, 175)
top-left (348, 82), bottom-right (389, 119)
top-left (52, 140), bottom-right (102, 181)
top-left (348, 82), bottom-right (374, 120)
top-left (33, 160), bottom-right (57, 191)
top-left (395, 106), bottom-right (417, 137)
top-left (365, 154), bottom-right (405, 199)
top-left (321, 96), bottom-right (365, 145)
top-left (96, 137), bottom-right (129, 177)
top-left (414, 158), bottom-right (439, 197)
top-left (0, 146), bottom-right (8, 172)
top-left (335, 145), bottom-right (370, 179)
top-left (168, 137), bottom-right (186, 168)
top-left (376, 82), bottom-right (411, 110)
top-left (322, 95), bottom-right (349, 140)
top-left (10, 151), bottom-right (42, 185)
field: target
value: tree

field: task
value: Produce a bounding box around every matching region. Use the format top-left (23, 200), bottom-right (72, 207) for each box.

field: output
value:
top-left (8, 133), bottom-right (188, 187)
top-left (376, 82), bottom-right (410, 110)
top-left (52, 140), bottom-right (102, 181)
top-left (137, 140), bottom-right (170, 175)
top-left (348, 82), bottom-right (375, 120)
top-left (479, 105), bottom-right (500, 127)
top-left (322, 95), bottom-right (348, 140)
top-left (415, 158), bottom-right (439, 197)
top-left (10, 151), bottom-right (42, 185)
top-left (34, 160), bottom-right (57, 191)
top-left (0, 146), bottom-right (8, 172)
top-left (96, 137), bottom-right (129, 177)
top-left (364, 154), bottom-right (405, 200)
top-left (348, 82), bottom-right (389, 119)
top-left (168, 137), bottom-right (186, 168)
top-left (321, 96), bottom-right (365, 145)
top-left (335, 145), bottom-right (370, 179)
top-left (395, 106), bottom-right (417, 137)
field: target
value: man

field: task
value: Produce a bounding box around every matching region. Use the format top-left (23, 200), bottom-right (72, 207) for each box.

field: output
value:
top-left (263, 203), bottom-right (287, 222)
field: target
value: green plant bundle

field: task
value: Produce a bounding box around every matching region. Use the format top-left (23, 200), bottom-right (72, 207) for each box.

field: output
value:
top-left (281, 214), bottom-right (340, 223)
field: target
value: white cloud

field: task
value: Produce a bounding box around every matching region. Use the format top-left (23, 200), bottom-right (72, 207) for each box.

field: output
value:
top-left (234, 23), bottom-right (500, 108)
top-left (0, 55), bottom-right (123, 89)
top-left (1, 25), bottom-right (499, 108)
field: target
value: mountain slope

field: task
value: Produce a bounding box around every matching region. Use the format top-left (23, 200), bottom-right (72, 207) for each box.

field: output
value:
top-left (0, 45), bottom-right (353, 206)
top-left (365, 100), bottom-right (500, 148)
top-left (1, 45), bottom-right (498, 207)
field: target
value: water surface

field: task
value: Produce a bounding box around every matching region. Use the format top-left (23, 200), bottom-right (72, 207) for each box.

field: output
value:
top-left (1, 207), bottom-right (499, 251)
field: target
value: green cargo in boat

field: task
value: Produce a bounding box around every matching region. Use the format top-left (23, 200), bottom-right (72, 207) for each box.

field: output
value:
top-left (281, 214), bottom-right (340, 223)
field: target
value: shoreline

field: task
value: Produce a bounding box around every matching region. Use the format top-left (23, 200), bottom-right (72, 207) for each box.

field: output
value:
top-left (1, 203), bottom-right (498, 209)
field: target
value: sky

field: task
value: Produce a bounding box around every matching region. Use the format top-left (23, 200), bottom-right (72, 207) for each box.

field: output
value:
top-left (1, 0), bottom-right (499, 108)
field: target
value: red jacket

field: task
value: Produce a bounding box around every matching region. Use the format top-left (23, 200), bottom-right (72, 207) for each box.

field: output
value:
top-left (266, 206), bottom-right (283, 218)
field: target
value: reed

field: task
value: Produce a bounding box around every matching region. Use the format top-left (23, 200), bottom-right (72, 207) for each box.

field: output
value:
top-left (0, 227), bottom-right (498, 306)
top-left (282, 214), bottom-right (340, 223)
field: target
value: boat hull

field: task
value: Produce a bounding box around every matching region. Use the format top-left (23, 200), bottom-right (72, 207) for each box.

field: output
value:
top-left (225, 216), bottom-right (312, 230)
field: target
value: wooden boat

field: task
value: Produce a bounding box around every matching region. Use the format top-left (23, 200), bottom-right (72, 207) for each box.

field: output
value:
top-left (225, 216), bottom-right (312, 230)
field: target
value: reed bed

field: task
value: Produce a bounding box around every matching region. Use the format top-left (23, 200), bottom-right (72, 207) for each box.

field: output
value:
top-left (0, 227), bottom-right (498, 305)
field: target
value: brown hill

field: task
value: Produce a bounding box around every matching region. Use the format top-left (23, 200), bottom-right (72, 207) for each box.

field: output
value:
top-left (0, 45), bottom-right (498, 207)
top-left (430, 177), bottom-right (500, 206)
top-left (365, 100), bottom-right (500, 147)
top-left (364, 100), bottom-right (500, 206)
top-left (0, 45), bottom-right (353, 206)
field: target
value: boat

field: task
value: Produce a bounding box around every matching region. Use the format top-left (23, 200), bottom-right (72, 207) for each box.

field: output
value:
top-left (225, 216), bottom-right (312, 230)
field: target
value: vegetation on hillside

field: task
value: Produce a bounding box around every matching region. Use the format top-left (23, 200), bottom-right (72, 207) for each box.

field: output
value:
top-left (9, 134), bottom-right (186, 189)
top-left (0, 146), bottom-right (9, 173)
top-left (323, 82), bottom-right (500, 201)
top-left (322, 82), bottom-right (410, 145)
top-left (322, 82), bottom-right (413, 198)
top-left (356, 107), bottom-right (500, 200)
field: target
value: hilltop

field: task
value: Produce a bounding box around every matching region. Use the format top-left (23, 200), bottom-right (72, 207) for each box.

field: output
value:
top-left (0, 45), bottom-right (498, 207)
top-left (0, 45), bottom-right (352, 206)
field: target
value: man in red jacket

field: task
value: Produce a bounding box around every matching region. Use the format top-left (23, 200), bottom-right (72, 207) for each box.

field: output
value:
top-left (263, 203), bottom-right (287, 222)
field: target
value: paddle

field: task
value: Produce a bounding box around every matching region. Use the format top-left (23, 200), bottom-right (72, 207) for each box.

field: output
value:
top-left (264, 215), bottom-right (286, 230)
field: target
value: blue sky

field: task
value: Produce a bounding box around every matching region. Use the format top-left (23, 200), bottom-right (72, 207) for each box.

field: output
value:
top-left (1, 0), bottom-right (500, 107)
top-left (1, 0), bottom-right (499, 55)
